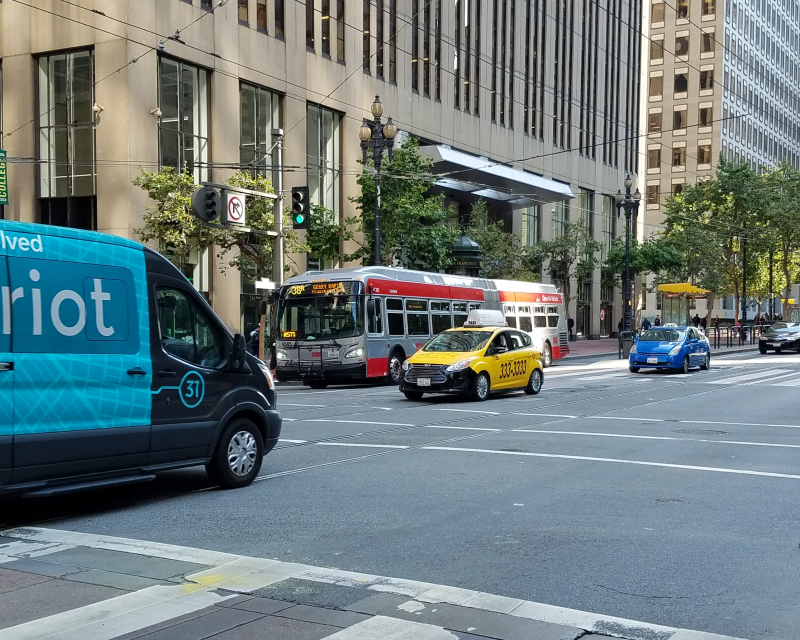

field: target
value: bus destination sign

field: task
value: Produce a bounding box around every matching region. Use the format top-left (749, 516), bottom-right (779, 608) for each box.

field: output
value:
top-left (286, 281), bottom-right (355, 297)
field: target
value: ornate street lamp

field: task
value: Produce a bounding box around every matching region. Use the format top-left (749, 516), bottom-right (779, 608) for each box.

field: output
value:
top-left (615, 174), bottom-right (642, 334)
top-left (359, 95), bottom-right (397, 266)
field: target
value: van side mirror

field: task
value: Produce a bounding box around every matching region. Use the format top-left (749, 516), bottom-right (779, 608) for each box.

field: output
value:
top-left (230, 334), bottom-right (247, 371)
top-left (491, 346), bottom-right (508, 355)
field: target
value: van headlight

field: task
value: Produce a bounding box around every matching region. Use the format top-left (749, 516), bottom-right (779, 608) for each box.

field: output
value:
top-left (669, 344), bottom-right (682, 355)
top-left (444, 358), bottom-right (476, 373)
top-left (402, 359), bottom-right (411, 371)
top-left (257, 361), bottom-right (275, 389)
top-left (276, 349), bottom-right (289, 361)
top-left (344, 347), bottom-right (364, 359)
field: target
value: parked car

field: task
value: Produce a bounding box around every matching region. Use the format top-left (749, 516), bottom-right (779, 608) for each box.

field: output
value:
top-left (758, 322), bottom-right (800, 354)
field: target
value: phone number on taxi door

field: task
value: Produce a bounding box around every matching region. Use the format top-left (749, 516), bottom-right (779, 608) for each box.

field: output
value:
top-left (499, 359), bottom-right (528, 379)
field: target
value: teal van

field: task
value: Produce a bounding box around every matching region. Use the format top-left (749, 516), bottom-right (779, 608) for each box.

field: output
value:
top-left (0, 221), bottom-right (281, 496)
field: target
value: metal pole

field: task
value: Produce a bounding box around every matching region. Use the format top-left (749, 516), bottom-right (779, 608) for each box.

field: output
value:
top-left (272, 129), bottom-right (285, 286)
top-left (374, 170), bottom-right (382, 266)
top-left (624, 207), bottom-right (631, 333)
top-left (741, 233), bottom-right (748, 325)
top-left (769, 248), bottom-right (774, 320)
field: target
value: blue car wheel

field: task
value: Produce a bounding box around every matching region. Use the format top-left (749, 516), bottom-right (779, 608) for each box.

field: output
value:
top-left (681, 355), bottom-right (690, 374)
top-left (700, 352), bottom-right (710, 370)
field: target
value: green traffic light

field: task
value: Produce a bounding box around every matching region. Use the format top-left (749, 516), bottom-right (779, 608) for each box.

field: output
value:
top-left (294, 213), bottom-right (305, 224)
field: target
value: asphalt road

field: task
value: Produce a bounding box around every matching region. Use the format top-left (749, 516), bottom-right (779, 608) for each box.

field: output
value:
top-left (4, 350), bottom-right (800, 640)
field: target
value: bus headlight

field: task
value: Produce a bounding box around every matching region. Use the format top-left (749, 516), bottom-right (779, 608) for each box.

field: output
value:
top-left (345, 347), bottom-right (364, 359)
top-left (276, 350), bottom-right (289, 361)
top-left (444, 358), bottom-right (476, 373)
top-left (257, 361), bottom-right (275, 389)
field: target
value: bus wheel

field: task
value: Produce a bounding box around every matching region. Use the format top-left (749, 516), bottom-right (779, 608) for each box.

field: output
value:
top-left (388, 351), bottom-right (404, 385)
top-left (308, 381), bottom-right (328, 389)
top-left (542, 342), bottom-right (553, 367)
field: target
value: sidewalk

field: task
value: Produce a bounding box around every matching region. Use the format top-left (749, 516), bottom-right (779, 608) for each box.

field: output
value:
top-left (0, 527), bottom-right (748, 640)
top-left (563, 337), bottom-right (759, 361)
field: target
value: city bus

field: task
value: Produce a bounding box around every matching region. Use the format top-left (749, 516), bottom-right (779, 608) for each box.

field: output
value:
top-left (274, 267), bottom-right (568, 388)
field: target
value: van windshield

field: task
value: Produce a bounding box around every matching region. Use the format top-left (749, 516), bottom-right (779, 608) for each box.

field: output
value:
top-left (423, 331), bottom-right (494, 352)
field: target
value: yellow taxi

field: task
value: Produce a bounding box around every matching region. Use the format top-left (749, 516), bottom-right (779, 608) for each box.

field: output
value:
top-left (399, 310), bottom-right (544, 401)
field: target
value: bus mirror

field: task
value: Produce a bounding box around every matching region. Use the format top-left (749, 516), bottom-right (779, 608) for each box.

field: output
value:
top-left (258, 300), bottom-right (268, 316)
top-left (230, 334), bottom-right (247, 371)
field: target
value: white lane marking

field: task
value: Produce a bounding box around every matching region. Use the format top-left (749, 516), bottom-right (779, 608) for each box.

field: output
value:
top-left (774, 377), bottom-right (800, 387)
top-left (0, 585), bottom-right (232, 640)
top-left (282, 418), bottom-right (298, 422)
top-left (678, 419), bottom-right (800, 430)
top-left (587, 416), bottom-right (664, 422)
top-left (281, 403), bottom-right (326, 407)
top-left (572, 373), bottom-right (629, 381)
top-left (279, 439), bottom-right (308, 444)
top-left (706, 369), bottom-right (792, 384)
top-left (302, 419), bottom-right (414, 426)
top-left (739, 372), bottom-right (799, 386)
top-left (422, 425), bottom-right (501, 432)
top-left (421, 446), bottom-right (800, 480)
top-left (430, 408), bottom-right (500, 415)
top-left (515, 413), bottom-right (577, 418)
top-left (511, 429), bottom-right (800, 449)
top-left (372, 407), bottom-right (393, 411)
top-left (317, 443), bottom-right (409, 449)
top-left (322, 616), bottom-right (458, 639)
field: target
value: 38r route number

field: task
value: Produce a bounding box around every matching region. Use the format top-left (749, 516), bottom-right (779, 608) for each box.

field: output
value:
top-left (499, 359), bottom-right (528, 380)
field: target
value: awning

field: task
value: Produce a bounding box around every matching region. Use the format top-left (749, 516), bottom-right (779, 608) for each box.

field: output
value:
top-left (657, 283), bottom-right (711, 296)
top-left (420, 145), bottom-right (574, 207)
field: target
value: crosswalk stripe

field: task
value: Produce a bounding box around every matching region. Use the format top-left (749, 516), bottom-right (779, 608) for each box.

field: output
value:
top-left (774, 377), bottom-right (800, 386)
top-left (706, 369), bottom-right (792, 384)
top-left (322, 616), bottom-right (458, 639)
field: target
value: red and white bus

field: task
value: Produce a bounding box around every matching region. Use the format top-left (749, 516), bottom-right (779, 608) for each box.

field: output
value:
top-left (275, 267), bottom-right (568, 388)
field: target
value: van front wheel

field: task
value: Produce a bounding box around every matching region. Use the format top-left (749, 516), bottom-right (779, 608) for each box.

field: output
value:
top-left (207, 418), bottom-right (264, 489)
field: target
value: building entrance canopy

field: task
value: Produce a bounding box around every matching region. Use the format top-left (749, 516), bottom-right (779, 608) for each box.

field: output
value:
top-left (420, 145), bottom-right (574, 207)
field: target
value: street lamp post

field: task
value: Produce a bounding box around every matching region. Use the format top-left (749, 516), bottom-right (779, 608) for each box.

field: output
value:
top-left (359, 96), bottom-right (398, 266)
top-left (615, 174), bottom-right (642, 334)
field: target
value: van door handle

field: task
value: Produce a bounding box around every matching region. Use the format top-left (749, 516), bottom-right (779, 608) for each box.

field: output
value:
top-left (0, 362), bottom-right (13, 372)
top-left (127, 367), bottom-right (147, 376)
top-left (157, 370), bottom-right (177, 379)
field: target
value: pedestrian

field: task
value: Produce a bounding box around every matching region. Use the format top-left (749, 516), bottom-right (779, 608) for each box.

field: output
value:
top-left (713, 315), bottom-right (719, 330)
top-left (567, 315), bottom-right (575, 341)
top-left (692, 313), bottom-right (701, 327)
top-left (249, 327), bottom-right (260, 356)
top-left (654, 315), bottom-right (662, 326)
top-left (617, 318), bottom-right (624, 334)
top-left (700, 316), bottom-right (707, 331)
top-left (641, 317), bottom-right (651, 331)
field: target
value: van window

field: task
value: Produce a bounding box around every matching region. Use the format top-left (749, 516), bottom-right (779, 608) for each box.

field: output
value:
top-left (157, 288), bottom-right (223, 368)
top-left (508, 332), bottom-right (523, 350)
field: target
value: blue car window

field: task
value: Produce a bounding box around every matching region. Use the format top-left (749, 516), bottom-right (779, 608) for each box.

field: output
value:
top-left (640, 329), bottom-right (685, 342)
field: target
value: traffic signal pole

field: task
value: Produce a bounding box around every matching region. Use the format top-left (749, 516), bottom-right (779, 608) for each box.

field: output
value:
top-left (272, 129), bottom-right (284, 287)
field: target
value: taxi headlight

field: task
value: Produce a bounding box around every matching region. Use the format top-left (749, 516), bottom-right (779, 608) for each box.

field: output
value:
top-left (668, 344), bottom-right (682, 356)
top-left (402, 359), bottom-right (411, 371)
top-left (630, 344), bottom-right (637, 354)
top-left (444, 358), bottom-right (476, 373)
top-left (276, 350), bottom-right (289, 361)
top-left (257, 361), bottom-right (275, 390)
top-left (345, 347), bottom-right (364, 359)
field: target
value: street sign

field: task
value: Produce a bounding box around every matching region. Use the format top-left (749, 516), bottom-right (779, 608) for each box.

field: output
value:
top-left (0, 150), bottom-right (8, 206)
top-left (255, 278), bottom-right (276, 290)
top-left (225, 193), bottom-right (246, 225)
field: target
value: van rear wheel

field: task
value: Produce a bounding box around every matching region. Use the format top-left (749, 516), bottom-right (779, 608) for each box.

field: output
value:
top-left (207, 418), bottom-right (264, 489)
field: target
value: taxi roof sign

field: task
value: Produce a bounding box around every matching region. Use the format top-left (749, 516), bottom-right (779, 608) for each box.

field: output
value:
top-left (463, 309), bottom-right (507, 328)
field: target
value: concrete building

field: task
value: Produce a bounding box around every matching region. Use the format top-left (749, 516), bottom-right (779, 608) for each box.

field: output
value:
top-left (640, 0), bottom-right (800, 321)
top-left (0, 0), bottom-right (640, 336)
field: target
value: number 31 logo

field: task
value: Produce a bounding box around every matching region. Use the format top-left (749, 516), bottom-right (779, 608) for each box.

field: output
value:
top-left (179, 371), bottom-right (205, 408)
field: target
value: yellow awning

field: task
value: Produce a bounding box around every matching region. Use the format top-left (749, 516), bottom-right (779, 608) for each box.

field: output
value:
top-left (657, 282), bottom-right (711, 296)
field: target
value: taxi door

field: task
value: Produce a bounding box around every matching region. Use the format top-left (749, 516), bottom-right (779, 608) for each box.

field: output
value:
top-left (488, 332), bottom-right (519, 390)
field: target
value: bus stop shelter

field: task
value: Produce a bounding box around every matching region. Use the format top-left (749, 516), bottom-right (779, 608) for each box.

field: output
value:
top-left (657, 283), bottom-right (711, 325)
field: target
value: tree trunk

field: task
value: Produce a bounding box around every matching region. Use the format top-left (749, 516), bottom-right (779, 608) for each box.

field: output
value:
top-left (705, 293), bottom-right (716, 324)
top-left (781, 245), bottom-right (791, 306)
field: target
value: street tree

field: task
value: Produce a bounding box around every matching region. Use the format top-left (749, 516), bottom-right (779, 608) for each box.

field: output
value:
top-left (762, 162), bottom-right (800, 305)
top-left (537, 220), bottom-right (602, 309)
top-left (305, 204), bottom-right (361, 267)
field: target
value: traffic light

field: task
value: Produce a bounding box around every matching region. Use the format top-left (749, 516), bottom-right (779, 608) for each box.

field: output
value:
top-left (191, 186), bottom-right (221, 222)
top-left (291, 186), bottom-right (310, 230)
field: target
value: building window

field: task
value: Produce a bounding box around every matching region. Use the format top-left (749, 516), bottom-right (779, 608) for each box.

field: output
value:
top-left (491, 0), bottom-right (498, 120)
top-left (699, 106), bottom-right (712, 127)
top-left (672, 183), bottom-right (684, 197)
top-left (651, 2), bottom-right (664, 23)
top-left (307, 104), bottom-right (341, 215)
top-left (672, 146), bottom-right (686, 167)
top-left (675, 35), bottom-right (689, 56)
top-left (412, 0), bottom-right (419, 90)
top-left (522, 206), bottom-right (540, 246)
top-left (674, 72), bottom-right (688, 94)
top-left (38, 50), bottom-right (97, 213)
top-left (673, 108), bottom-right (687, 130)
top-left (454, 0), bottom-right (461, 107)
top-left (646, 184), bottom-right (659, 205)
top-left (701, 32), bottom-right (714, 53)
top-left (337, 0), bottom-right (345, 61)
top-left (700, 69), bottom-right (714, 90)
top-left (702, 0), bottom-right (714, 16)
top-left (648, 112), bottom-right (662, 133)
top-left (276, 0), bottom-right (285, 37)
top-left (698, 143), bottom-right (712, 164)
top-left (601, 196), bottom-right (615, 258)
top-left (257, 0), bottom-right (267, 30)
top-left (647, 148), bottom-right (661, 169)
top-left (649, 75), bottom-right (662, 98)
top-left (238, 0), bottom-right (248, 23)
top-left (551, 200), bottom-right (567, 238)
top-left (474, 0), bottom-right (481, 115)
top-left (201, 0), bottom-right (213, 8)
top-left (650, 39), bottom-right (664, 60)
top-left (388, 0), bottom-right (396, 79)
top-left (158, 57), bottom-right (209, 184)
top-left (676, 0), bottom-right (688, 19)
top-left (240, 83), bottom-right (281, 182)
top-left (307, 0), bottom-right (315, 49)
top-left (434, 0), bottom-right (442, 99)
top-left (322, 0), bottom-right (332, 56)
top-left (423, 0), bottom-right (431, 94)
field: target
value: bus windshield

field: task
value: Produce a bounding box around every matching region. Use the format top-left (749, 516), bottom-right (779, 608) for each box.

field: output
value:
top-left (423, 330), bottom-right (494, 352)
top-left (279, 281), bottom-right (363, 341)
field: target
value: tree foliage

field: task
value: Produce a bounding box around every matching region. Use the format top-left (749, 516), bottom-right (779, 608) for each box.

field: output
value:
top-left (306, 205), bottom-right (360, 266)
top-left (536, 220), bottom-right (602, 308)
top-left (603, 236), bottom-right (684, 285)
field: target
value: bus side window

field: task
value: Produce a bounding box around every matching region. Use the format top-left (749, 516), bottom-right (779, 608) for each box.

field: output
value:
top-left (506, 316), bottom-right (518, 328)
top-left (519, 316), bottom-right (532, 332)
top-left (547, 315), bottom-right (559, 328)
top-left (534, 315), bottom-right (547, 328)
top-left (406, 299), bottom-right (430, 336)
top-left (431, 301), bottom-right (452, 334)
top-left (468, 303), bottom-right (482, 311)
top-left (387, 298), bottom-right (405, 336)
top-left (368, 298), bottom-right (383, 335)
top-left (453, 302), bottom-right (468, 327)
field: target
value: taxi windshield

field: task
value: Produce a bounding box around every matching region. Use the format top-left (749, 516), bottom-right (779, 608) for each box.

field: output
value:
top-left (423, 330), bottom-right (494, 352)
top-left (639, 329), bottom-right (685, 342)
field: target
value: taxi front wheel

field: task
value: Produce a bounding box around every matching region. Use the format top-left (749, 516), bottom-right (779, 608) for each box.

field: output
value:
top-left (471, 372), bottom-right (491, 402)
top-left (524, 369), bottom-right (543, 395)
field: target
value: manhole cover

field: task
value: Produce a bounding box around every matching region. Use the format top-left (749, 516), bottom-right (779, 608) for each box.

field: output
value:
top-left (675, 429), bottom-right (728, 435)
top-left (656, 498), bottom-right (683, 504)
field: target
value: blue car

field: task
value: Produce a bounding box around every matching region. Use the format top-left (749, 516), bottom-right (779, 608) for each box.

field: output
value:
top-left (629, 326), bottom-right (711, 374)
